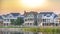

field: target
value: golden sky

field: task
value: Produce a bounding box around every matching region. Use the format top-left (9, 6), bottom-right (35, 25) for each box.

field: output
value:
top-left (0, 0), bottom-right (60, 15)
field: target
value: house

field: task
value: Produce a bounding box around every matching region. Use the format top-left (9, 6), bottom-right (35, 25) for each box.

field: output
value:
top-left (54, 14), bottom-right (60, 26)
top-left (23, 11), bottom-right (37, 26)
top-left (2, 14), bottom-right (10, 26)
top-left (0, 16), bottom-right (3, 26)
top-left (2, 13), bottom-right (21, 26)
top-left (37, 12), bottom-right (58, 26)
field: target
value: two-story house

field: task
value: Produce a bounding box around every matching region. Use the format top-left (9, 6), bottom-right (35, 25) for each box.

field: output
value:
top-left (37, 12), bottom-right (58, 26)
top-left (23, 11), bottom-right (37, 26)
top-left (0, 16), bottom-right (3, 26)
top-left (2, 13), bottom-right (21, 26)
top-left (54, 14), bottom-right (60, 26)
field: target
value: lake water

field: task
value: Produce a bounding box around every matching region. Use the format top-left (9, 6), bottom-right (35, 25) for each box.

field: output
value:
top-left (0, 31), bottom-right (60, 34)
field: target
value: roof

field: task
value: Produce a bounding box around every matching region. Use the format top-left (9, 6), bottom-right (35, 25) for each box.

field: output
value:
top-left (10, 13), bottom-right (20, 17)
top-left (39, 12), bottom-right (58, 18)
top-left (40, 12), bottom-right (53, 14)
top-left (0, 16), bottom-right (3, 19)
top-left (54, 14), bottom-right (58, 18)
top-left (39, 12), bottom-right (53, 17)
top-left (2, 14), bottom-right (9, 18)
top-left (24, 11), bottom-right (38, 16)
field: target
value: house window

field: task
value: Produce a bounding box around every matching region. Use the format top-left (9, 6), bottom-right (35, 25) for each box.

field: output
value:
top-left (4, 19), bottom-right (9, 22)
top-left (46, 14), bottom-right (51, 17)
top-left (30, 23), bottom-right (32, 25)
top-left (43, 23), bottom-right (48, 26)
top-left (4, 19), bottom-right (6, 21)
top-left (43, 19), bottom-right (46, 22)
top-left (4, 23), bottom-right (8, 26)
top-left (47, 19), bottom-right (50, 23)
top-left (7, 23), bottom-right (8, 26)
top-left (25, 23), bottom-right (29, 25)
top-left (25, 19), bottom-right (27, 21)
top-left (28, 14), bottom-right (33, 17)
top-left (7, 19), bottom-right (9, 21)
top-left (4, 23), bottom-right (6, 26)
top-left (29, 19), bottom-right (33, 21)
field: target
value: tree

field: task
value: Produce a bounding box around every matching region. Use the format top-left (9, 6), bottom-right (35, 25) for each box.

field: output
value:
top-left (10, 17), bottom-right (24, 25)
top-left (16, 17), bottom-right (24, 25)
top-left (10, 19), bottom-right (16, 25)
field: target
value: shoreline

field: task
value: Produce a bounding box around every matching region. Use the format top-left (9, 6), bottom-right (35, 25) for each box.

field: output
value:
top-left (0, 26), bottom-right (60, 33)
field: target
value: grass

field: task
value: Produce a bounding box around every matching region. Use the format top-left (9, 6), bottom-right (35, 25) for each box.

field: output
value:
top-left (0, 26), bottom-right (60, 33)
top-left (0, 26), bottom-right (19, 28)
top-left (22, 27), bottom-right (60, 33)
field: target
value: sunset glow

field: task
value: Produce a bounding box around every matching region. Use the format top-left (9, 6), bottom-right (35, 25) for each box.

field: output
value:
top-left (0, 0), bottom-right (60, 15)
top-left (21, 0), bottom-right (46, 8)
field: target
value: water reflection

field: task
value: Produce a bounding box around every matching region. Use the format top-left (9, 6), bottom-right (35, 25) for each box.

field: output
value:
top-left (0, 31), bottom-right (60, 34)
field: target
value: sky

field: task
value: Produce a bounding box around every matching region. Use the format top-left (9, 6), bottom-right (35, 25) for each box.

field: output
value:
top-left (0, 0), bottom-right (60, 15)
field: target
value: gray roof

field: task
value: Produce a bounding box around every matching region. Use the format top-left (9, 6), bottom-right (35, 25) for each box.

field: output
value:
top-left (0, 16), bottom-right (3, 19)
top-left (2, 14), bottom-right (9, 18)
top-left (40, 12), bottom-right (53, 15)
top-left (24, 11), bottom-right (37, 17)
top-left (39, 12), bottom-right (58, 18)
top-left (10, 13), bottom-right (20, 17)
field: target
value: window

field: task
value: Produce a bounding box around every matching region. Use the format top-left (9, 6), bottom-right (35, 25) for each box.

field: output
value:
top-left (30, 23), bottom-right (32, 25)
top-left (46, 14), bottom-right (51, 17)
top-left (7, 23), bottom-right (8, 26)
top-left (7, 19), bottom-right (9, 21)
top-left (29, 19), bottom-right (33, 21)
top-left (25, 19), bottom-right (27, 21)
top-left (4, 19), bottom-right (6, 21)
top-left (27, 23), bottom-right (29, 25)
top-left (46, 19), bottom-right (50, 23)
top-left (28, 14), bottom-right (33, 17)
top-left (43, 19), bottom-right (46, 22)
